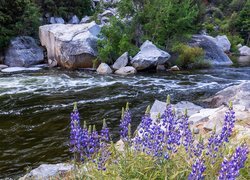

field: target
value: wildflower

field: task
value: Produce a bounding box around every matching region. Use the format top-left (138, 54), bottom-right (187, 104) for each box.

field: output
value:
top-left (70, 103), bottom-right (82, 155)
top-left (188, 158), bottom-right (206, 180)
top-left (100, 119), bottom-right (110, 142)
top-left (120, 103), bottom-right (132, 142)
top-left (219, 144), bottom-right (249, 180)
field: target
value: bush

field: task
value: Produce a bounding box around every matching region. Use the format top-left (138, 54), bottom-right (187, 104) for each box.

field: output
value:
top-left (0, 0), bottom-right (41, 49)
top-left (66, 99), bottom-right (249, 179)
top-left (173, 43), bottom-right (209, 69)
top-left (97, 18), bottom-right (139, 64)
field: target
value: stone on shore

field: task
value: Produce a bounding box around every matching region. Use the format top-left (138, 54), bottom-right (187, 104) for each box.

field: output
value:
top-left (97, 63), bottom-right (113, 74)
top-left (112, 52), bottom-right (129, 70)
top-left (115, 66), bottom-right (136, 75)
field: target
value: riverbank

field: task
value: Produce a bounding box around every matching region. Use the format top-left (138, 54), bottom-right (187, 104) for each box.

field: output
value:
top-left (0, 63), bottom-right (250, 178)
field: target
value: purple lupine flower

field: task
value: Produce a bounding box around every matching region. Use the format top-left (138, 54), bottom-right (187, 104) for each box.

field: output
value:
top-left (206, 104), bottom-right (236, 158)
top-left (88, 125), bottom-right (99, 157)
top-left (70, 103), bottom-right (82, 155)
top-left (219, 144), bottom-right (249, 180)
top-left (188, 158), bottom-right (206, 180)
top-left (100, 119), bottom-right (110, 142)
top-left (120, 103), bottom-right (132, 142)
top-left (97, 144), bottom-right (111, 171)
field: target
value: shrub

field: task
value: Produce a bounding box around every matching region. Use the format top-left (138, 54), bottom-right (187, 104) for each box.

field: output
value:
top-left (173, 43), bottom-right (209, 69)
top-left (67, 98), bottom-right (249, 179)
top-left (0, 0), bottom-right (41, 49)
top-left (97, 18), bottom-right (139, 64)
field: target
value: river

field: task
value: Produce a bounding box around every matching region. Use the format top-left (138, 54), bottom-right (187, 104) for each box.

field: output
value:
top-left (0, 58), bottom-right (250, 178)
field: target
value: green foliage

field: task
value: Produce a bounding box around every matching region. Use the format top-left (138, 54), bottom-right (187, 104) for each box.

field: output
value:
top-left (0, 0), bottom-right (41, 49)
top-left (35, 0), bottom-right (93, 19)
top-left (173, 43), bottom-right (210, 69)
top-left (97, 18), bottom-right (139, 63)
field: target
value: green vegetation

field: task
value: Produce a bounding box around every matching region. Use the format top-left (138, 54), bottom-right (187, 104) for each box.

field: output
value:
top-left (173, 43), bottom-right (210, 69)
top-left (0, 0), bottom-right (40, 49)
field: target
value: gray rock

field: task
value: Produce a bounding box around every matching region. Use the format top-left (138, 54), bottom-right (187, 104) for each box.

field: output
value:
top-left (215, 35), bottom-right (231, 52)
top-left (101, 16), bottom-right (110, 24)
top-left (112, 52), bottom-right (128, 70)
top-left (101, 10), bottom-right (115, 17)
top-left (97, 63), bottom-right (113, 74)
top-left (80, 16), bottom-right (91, 24)
top-left (150, 99), bottom-right (202, 120)
top-left (190, 35), bottom-right (233, 66)
top-left (49, 17), bottom-right (65, 24)
top-left (0, 64), bottom-right (8, 69)
top-left (193, 128), bottom-right (200, 134)
top-left (156, 65), bottom-right (166, 71)
top-left (48, 58), bottom-right (57, 67)
top-left (4, 36), bottom-right (44, 67)
top-left (170, 65), bottom-right (180, 71)
top-left (115, 66), bottom-right (136, 75)
top-left (1, 67), bottom-right (41, 73)
top-left (19, 163), bottom-right (73, 180)
top-left (204, 81), bottom-right (250, 110)
top-left (39, 21), bottom-right (101, 69)
top-left (69, 15), bottom-right (80, 24)
top-left (239, 46), bottom-right (250, 56)
top-left (131, 40), bottom-right (171, 70)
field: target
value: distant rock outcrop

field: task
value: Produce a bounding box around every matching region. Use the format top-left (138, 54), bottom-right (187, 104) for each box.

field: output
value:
top-left (39, 21), bottom-right (101, 69)
top-left (190, 35), bottom-right (233, 66)
top-left (4, 36), bottom-right (44, 67)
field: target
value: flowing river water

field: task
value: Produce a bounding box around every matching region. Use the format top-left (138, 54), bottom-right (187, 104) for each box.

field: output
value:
top-left (0, 58), bottom-right (250, 178)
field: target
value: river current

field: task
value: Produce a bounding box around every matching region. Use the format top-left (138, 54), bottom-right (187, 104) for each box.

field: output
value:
top-left (0, 61), bottom-right (250, 178)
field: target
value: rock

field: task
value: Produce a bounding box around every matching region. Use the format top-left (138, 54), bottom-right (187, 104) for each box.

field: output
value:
top-left (97, 63), bottom-right (113, 74)
top-left (131, 40), bottom-right (171, 70)
top-left (49, 17), bottom-right (65, 24)
top-left (204, 82), bottom-right (250, 110)
top-left (48, 58), bottom-right (57, 67)
top-left (239, 46), bottom-right (250, 56)
top-left (215, 35), bottom-right (231, 52)
top-left (4, 36), bottom-right (44, 67)
top-left (100, 9), bottom-right (115, 17)
top-left (115, 139), bottom-right (125, 152)
top-left (115, 66), bottom-right (136, 75)
top-left (69, 15), bottom-right (80, 24)
top-left (190, 35), bottom-right (233, 66)
top-left (80, 16), bottom-right (91, 24)
top-left (39, 21), bottom-right (101, 69)
top-left (237, 44), bottom-right (242, 49)
top-left (19, 163), bottom-right (73, 180)
top-left (193, 128), bottom-right (200, 134)
top-left (0, 64), bottom-right (8, 70)
top-left (170, 65), bottom-right (180, 71)
top-left (150, 100), bottom-right (202, 120)
top-left (156, 65), bottom-right (166, 71)
top-left (1, 67), bottom-right (41, 73)
top-left (112, 52), bottom-right (128, 70)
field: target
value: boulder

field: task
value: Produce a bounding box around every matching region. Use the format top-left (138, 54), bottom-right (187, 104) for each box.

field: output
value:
top-left (48, 58), bottom-right (57, 67)
top-left (170, 65), bottom-right (180, 71)
top-left (80, 16), bottom-right (91, 24)
top-left (156, 65), bottom-right (166, 71)
top-left (112, 52), bottom-right (128, 70)
top-left (115, 66), bottom-right (136, 75)
top-left (39, 21), bottom-right (101, 69)
top-left (150, 100), bottom-right (203, 120)
top-left (239, 46), bottom-right (250, 56)
top-left (131, 40), bottom-right (171, 70)
top-left (97, 63), bottom-right (113, 74)
top-left (0, 64), bottom-right (8, 70)
top-left (190, 35), bottom-right (233, 66)
top-left (204, 81), bottom-right (250, 111)
top-left (19, 163), bottom-right (73, 180)
top-left (69, 15), bottom-right (80, 24)
top-left (215, 35), bottom-right (231, 52)
top-left (4, 36), bottom-right (44, 67)
top-left (49, 17), bottom-right (65, 24)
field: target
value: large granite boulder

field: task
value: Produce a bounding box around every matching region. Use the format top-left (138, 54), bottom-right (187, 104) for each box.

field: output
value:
top-left (4, 36), bottom-right (44, 67)
top-left (190, 35), bottom-right (233, 66)
top-left (239, 46), bottom-right (250, 56)
top-left (131, 40), bottom-right (171, 70)
top-left (204, 81), bottom-right (250, 111)
top-left (214, 35), bottom-right (231, 52)
top-left (112, 52), bottom-right (128, 70)
top-left (19, 163), bottom-right (73, 180)
top-left (39, 21), bottom-right (101, 69)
